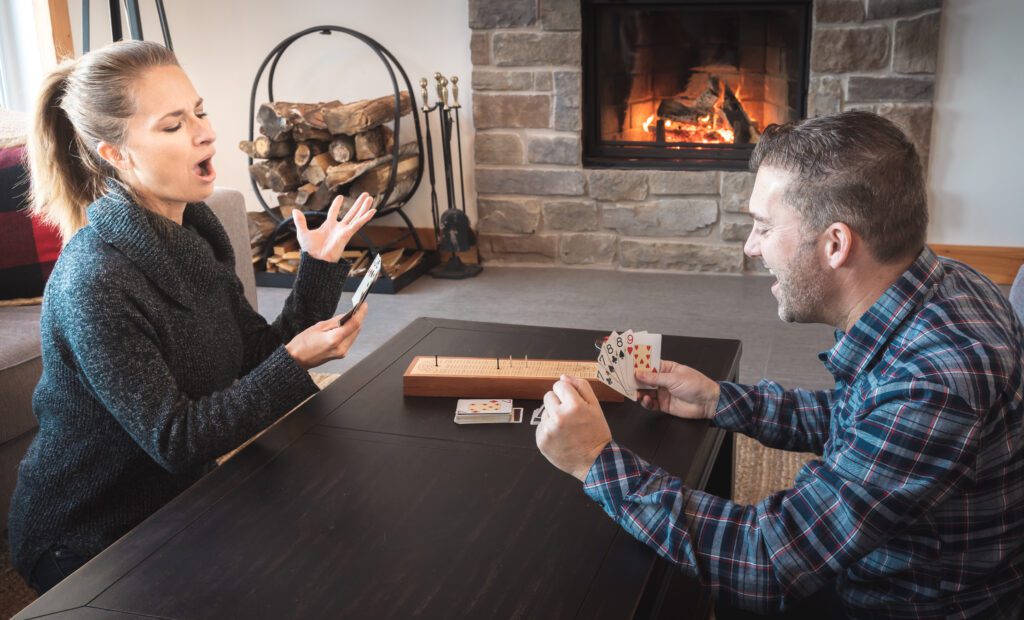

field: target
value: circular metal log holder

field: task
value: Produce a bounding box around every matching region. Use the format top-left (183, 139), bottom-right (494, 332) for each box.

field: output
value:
top-left (247, 26), bottom-right (426, 271)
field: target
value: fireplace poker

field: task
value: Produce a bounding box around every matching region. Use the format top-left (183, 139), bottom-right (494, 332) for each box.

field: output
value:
top-left (437, 75), bottom-right (458, 213)
top-left (450, 75), bottom-right (468, 214)
top-left (419, 78), bottom-right (441, 241)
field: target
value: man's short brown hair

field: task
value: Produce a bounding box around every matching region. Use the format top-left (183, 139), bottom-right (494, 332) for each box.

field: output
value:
top-left (749, 111), bottom-right (928, 264)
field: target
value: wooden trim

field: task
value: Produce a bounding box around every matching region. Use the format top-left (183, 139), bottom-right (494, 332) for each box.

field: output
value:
top-left (32, 0), bottom-right (75, 67)
top-left (930, 244), bottom-right (1024, 285)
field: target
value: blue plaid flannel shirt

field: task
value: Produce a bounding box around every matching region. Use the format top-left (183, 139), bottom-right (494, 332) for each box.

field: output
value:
top-left (583, 247), bottom-right (1024, 618)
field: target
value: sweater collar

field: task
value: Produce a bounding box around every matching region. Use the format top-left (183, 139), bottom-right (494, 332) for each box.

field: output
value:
top-left (818, 246), bottom-right (943, 384)
top-left (86, 182), bottom-right (235, 309)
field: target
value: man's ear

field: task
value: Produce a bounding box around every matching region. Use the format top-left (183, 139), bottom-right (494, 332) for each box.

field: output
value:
top-left (823, 222), bottom-right (854, 270)
top-left (96, 141), bottom-right (130, 171)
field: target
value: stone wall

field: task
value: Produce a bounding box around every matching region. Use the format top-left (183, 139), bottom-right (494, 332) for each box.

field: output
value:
top-left (469, 0), bottom-right (942, 273)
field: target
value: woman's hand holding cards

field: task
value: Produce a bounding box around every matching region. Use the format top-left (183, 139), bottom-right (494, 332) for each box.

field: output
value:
top-left (636, 360), bottom-right (721, 421)
top-left (285, 303), bottom-right (368, 370)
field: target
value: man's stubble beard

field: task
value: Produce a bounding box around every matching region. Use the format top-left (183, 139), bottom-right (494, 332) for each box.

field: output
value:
top-left (776, 240), bottom-right (830, 324)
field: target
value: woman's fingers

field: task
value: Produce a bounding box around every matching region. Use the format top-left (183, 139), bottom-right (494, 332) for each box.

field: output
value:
top-left (293, 209), bottom-right (308, 235)
top-left (326, 196), bottom-right (343, 225)
top-left (340, 193), bottom-right (372, 226)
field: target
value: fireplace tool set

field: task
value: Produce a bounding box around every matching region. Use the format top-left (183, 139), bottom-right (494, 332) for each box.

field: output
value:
top-left (420, 73), bottom-right (482, 279)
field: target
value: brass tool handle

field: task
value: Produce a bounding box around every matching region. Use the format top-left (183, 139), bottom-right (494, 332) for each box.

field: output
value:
top-left (440, 77), bottom-right (450, 109)
top-left (419, 78), bottom-right (430, 111)
top-left (434, 72), bottom-right (444, 105)
top-left (450, 76), bottom-right (461, 109)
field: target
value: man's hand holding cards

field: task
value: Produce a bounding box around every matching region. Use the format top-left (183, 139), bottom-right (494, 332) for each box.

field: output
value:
top-left (595, 330), bottom-right (662, 401)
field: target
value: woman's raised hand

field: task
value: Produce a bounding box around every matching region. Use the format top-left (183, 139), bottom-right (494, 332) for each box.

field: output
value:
top-left (293, 193), bottom-right (376, 263)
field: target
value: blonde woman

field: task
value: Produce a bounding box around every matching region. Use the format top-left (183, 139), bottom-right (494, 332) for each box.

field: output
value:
top-left (9, 41), bottom-right (373, 594)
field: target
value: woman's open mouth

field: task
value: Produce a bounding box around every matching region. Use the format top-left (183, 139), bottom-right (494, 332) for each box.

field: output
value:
top-left (193, 156), bottom-right (216, 182)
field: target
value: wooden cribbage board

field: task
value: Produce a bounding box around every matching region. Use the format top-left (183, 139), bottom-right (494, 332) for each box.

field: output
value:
top-left (402, 356), bottom-right (625, 402)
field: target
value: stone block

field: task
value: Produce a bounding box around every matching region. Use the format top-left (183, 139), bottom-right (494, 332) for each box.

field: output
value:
top-left (811, 26), bottom-right (890, 73)
top-left (560, 233), bottom-right (616, 265)
top-left (587, 169), bottom-right (648, 201)
top-left (527, 134), bottom-right (580, 165)
top-left (601, 203), bottom-right (658, 235)
top-left (619, 240), bottom-right (745, 273)
top-left (471, 33), bottom-right (490, 66)
top-left (867, 0), bottom-right (940, 20)
top-left (847, 76), bottom-right (934, 102)
top-left (478, 198), bottom-right (542, 234)
top-left (472, 70), bottom-right (536, 91)
top-left (894, 12), bottom-right (940, 74)
top-left (875, 103), bottom-right (933, 167)
top-left (553, 70), bottom-right (582, 131)
top-left (534, 71), bottom-right (553, 91)
top-left (476, 168), bottom-right (586, 196)
top-left (541, 0), bottom-right (582, 31)
top-left (647, 170), bottom-right (718, 195)
top-left (721, 171), bottom-right (756, 213)
top-left (654, 198), bottom-right (718, 235)
top-left (473, 94), bottom-right (552, 129)
top-left (815, 0), bottom-right (865, 23)
top-left (493, 32), bottom-right (581, 66)
top-left (474, 133), bottom-right (524, 165)
top-left (722, 216), bottom-right (754, 242)
top-left (808, 75), bottom-right (844, 117)
top-left (469, 0), bottom-right (537, 28)
top-left (480, 233), bottom-right (559, 263)
top-left (542, 200), bottom-right (598, 231)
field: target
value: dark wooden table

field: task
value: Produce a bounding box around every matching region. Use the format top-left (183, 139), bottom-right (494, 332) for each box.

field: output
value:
top-left (16, 318), bottom-right (741, 620)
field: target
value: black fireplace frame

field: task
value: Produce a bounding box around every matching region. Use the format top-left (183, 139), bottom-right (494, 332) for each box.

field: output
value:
top-left (581, 0), bottom-right (813, 171)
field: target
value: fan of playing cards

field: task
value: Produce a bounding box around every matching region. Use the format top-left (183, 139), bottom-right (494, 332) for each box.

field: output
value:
top-left (595, 330), bottom-right (662, 401)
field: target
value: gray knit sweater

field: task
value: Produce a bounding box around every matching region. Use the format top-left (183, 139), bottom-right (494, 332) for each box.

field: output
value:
top-left (8, 186), bottom-right (347, 577)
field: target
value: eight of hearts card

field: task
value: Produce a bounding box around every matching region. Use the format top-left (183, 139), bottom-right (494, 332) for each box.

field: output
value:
top-left (454, 399), bottom-right (524, 424)
top-left (595, 330), bottom-right (662, 401)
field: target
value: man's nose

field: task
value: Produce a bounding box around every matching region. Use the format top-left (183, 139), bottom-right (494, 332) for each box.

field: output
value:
top-left (743, 230), bottom-right (760, 258)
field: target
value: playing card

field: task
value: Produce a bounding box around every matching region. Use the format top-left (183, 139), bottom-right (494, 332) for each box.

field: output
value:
top-left (596, 350), bottom-right (625, 394)
top-left (456, 399), bottom-right (513, 415)
top-left (605, 331), bottom-right (637, 400)
top-left (632, 331), bottom-right (662, 379)
top-left (530, 405), bottom-right (546, 426)
top-left (512, 407), bottom-right (523, 423)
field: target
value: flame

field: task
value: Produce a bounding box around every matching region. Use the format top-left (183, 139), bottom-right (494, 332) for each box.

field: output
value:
top-left (642, 114), bottom-right (655, 133)
top-left (639, 80), bottom-right (751, 145)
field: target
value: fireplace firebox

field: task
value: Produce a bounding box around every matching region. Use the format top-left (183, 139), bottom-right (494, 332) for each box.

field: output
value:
top-left (582, 0), bottom-right (812, 170)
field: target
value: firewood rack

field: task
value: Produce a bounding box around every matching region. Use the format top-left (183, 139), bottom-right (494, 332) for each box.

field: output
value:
top-left (247, 26), bottom-right (427, 290)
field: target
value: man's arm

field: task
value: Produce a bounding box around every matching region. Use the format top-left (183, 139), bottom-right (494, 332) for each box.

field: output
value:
top-left (715, 380), bottom-right (836, 455)
top-left (582, 380), bottom-right (980, 615)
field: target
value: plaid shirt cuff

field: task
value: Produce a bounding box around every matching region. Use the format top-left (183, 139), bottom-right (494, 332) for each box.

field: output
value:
top-left (711, 381), bottom-right (749, 432)
top-left (582, 441), bottom-right (693, 522)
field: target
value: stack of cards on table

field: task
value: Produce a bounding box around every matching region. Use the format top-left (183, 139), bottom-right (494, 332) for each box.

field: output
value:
top-left (595, 330), bottom-right (662, 401)
top-left (454, 399), bottom-right (524, 424)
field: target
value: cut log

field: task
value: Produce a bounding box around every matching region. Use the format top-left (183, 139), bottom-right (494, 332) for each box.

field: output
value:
top-left (354, 125), bottom-right (394, 160)
top-left (254, 135), bottom-right (293, 159)
top-left (238, 140), bottom-right (257, 158)
top-left (292, 125), bottom-right (333, 142)
top-left (350, 152), bottom-right (418, 197)
top-left (249, 159), bottom-right (299, 192)
top-left (329, 136), bottom-right (355, 163)
top-left (294, 141), bottom-right (326, 167)
top-left (321, 92), bottom-right (412, 135)
top-left (325, 141), bottom-right (417, 190)
top-left (257, 101), bottom-right (337, 141)
top-left (303, 152), bottom-right (337, 185)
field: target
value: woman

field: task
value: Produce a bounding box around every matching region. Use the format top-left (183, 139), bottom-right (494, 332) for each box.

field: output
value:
top-left (8, 40), bottom-right (372, 594)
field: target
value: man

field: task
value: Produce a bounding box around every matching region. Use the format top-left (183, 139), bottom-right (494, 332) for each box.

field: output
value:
top-left (536, 112), bottom-right (1024, 618)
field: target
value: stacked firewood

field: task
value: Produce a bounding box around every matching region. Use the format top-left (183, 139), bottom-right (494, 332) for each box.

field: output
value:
top-left (240, 91), bottom-right (419, 218)
top-left (246, 208), bottom-right (426, 277)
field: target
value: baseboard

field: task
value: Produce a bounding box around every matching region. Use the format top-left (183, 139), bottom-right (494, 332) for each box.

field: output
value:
top-left (930, 244), bottom-right (1024, 285)
top-left (361, 225), bottom-right (480, 264)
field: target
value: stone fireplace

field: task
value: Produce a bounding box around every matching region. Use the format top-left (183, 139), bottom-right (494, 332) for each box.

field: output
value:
top-left (470, 0), bottom-right (941, 273)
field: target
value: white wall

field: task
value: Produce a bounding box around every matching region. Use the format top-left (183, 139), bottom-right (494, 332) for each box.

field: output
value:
top-left (929, 0), bottom-right (1024, 246)
top-left (67, 0), bottom-right (474, 229)
top-left (0, 0), bottom-right (43, 112)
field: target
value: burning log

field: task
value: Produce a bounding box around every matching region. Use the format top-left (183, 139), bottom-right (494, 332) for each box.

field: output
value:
top-left (655, 75), bottom-right (760, 145)
top-left (321, 92), bottom-right (412, 135)
top-left (719, 81), bottom-right (759, 144)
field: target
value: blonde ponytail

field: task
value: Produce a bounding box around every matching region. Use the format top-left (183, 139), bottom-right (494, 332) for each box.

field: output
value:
top-left (26, 41), bottom-right (178, 243)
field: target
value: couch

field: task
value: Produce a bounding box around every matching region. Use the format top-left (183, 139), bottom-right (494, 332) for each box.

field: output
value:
top-left (0, 188), bottom-right (256, 532)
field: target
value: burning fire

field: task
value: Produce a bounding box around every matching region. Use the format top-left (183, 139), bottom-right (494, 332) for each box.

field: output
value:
top-left (643, 113), bottom-right (735, 144)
